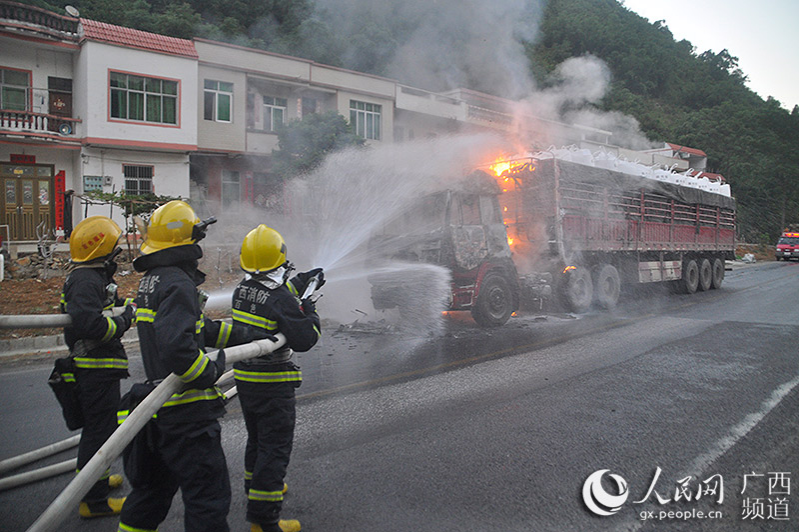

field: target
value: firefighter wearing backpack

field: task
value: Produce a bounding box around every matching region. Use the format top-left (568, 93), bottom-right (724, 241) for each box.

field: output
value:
top-left (232, 224), bottom-right (323, 532)
top-left (61, 216), bottom-right (136, 518)
top-left (117, 200), bottom-right (265, 532)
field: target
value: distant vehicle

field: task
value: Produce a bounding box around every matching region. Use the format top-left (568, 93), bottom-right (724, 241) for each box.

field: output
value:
top-left (369, 154), bottom-right (737, 327)
top-left (775, 232), bottom-right (799, 261)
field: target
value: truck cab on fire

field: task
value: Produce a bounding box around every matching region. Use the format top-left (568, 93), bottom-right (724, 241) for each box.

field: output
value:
top-left (367, 170), bottom-right (526, 327)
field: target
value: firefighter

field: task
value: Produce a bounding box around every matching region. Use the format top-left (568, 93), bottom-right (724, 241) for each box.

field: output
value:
top-left (117, 200), bottom-right (265, 532)
top-left (61, 216), bottom-right (136, 518)
top-left (232, 224), bottom-right (323, 532)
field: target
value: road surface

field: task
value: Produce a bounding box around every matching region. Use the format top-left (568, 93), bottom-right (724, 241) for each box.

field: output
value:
top-left (1, 260), bottom-right (798, 531)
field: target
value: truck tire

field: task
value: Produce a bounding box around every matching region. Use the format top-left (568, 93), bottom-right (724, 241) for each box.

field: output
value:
top-left (594, 264), bottom-right (620, 309)
top-left (471, 273), bottom-right (514, 327)
top-left (711, 258), bottom-right (725, 289)
top-left (563, 268), bottom-right (593, 313)
top-left (698, 258), bottom-right (713, 291)
top-left (682, 259), bottom-right (699, 294)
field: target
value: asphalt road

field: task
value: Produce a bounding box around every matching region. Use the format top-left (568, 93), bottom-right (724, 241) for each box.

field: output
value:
top-left (2, 260), bottom-right (799, 531)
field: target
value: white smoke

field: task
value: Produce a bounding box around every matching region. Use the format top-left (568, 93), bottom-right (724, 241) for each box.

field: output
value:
top-left (314, 0), bottom-right (655, 150)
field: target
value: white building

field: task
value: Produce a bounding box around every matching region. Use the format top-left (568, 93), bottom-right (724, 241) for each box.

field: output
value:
top-left (0, 1), bottom-right (705, 247)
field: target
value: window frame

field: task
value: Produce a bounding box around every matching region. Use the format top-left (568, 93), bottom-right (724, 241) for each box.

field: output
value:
top-left (349, 100), bottom-right (381, 140)
top-left (109, 70), bottom-right (180, 127)
top-left (221, 169), bottom-right (241, 207)
top-left (262, 95), bottom-right (287, 133)
top-left (203, 79), bottom-right (233, 123)
top-left (123, 164), bottom-right (154, 196)
top-left (0, 67), bottom-right (31, 112)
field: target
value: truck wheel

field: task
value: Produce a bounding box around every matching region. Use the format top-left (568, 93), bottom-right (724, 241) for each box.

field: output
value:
top-left (698, 258), bottom-right (713, 291)
top-left (594, 264), bottom-right (620, 309)
top-left (563, 268), bottom-right (593, 313)
top-left (471, 273), bottom-right (514, 327)
top-left (682, 259), bottom-right (699, 294)
top-left (711, 258), bottom-right (725, 289)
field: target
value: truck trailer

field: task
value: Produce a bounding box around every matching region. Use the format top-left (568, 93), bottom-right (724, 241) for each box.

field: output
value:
top-left (368, 154), bottom-right (736, 327)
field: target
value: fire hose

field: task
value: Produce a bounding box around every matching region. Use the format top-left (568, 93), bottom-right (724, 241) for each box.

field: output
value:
top-left (25, 274), bottom-right (321, 532)
top-left (0, 307), bottom-right (127, 329)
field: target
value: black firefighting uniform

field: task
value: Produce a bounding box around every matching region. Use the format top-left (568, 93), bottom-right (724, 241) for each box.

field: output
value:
top-left (61, 262), bottom-right (133, 503)
top-left (231, 271), bottom-right (321, 529)
top-left (118, 245), bottom-right (265, 532)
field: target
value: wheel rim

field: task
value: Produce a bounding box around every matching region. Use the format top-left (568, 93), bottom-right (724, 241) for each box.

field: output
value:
top-left (487, 285), bottom-right (508, 317)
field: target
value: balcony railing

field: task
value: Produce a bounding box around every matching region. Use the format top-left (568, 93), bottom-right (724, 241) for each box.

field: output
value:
top-left (0, 1), bottom-right (79, 41)
top-left (0, 109), bottom-right (80, 137)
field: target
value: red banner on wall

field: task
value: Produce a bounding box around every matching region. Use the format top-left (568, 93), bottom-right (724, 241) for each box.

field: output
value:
top-left (54, 170), bottom-right (65, 230)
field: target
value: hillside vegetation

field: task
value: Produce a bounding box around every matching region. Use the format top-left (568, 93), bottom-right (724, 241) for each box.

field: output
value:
top-left (24, 0), bottom-right (799, 242)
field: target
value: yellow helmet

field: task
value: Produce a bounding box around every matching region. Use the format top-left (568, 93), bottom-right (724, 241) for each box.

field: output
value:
top-left (69, 216), bottom-right (122, 263)
top-left (140, 200), bottom-right (201, 255)
top-left (239, 225), bottom-right (287, 273)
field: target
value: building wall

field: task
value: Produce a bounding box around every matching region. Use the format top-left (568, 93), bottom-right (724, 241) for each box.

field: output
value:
top-left (78, 41), bottom-right (198, 150)
top-left (0, 35), bottom-right (76, 116)
top-left (79, 146), bottom-right (190, 227)
top-left (197, 64), bottom-right (247, 152)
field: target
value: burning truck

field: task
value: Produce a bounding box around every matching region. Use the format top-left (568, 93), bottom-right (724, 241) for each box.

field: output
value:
top-left (367, 152), bottom-right (736, 327)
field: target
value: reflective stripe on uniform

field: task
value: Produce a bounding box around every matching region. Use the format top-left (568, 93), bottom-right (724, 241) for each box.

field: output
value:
top-left (118, 522), bottom-right (157, 532)
top-left (101, 316), bottom-right (117, 342)
top-left (195, 319), bottom-right (204, 335)
top-left (117, 409), bottom-right (156, 425)
top-left (61, 371), bottom-right (76, 383)
top-left (136, 308), bottom-right (156, 323)
top-left (178, 352), bottom-right (209, 383)
top-left (216, 322), bottom-right (233, 348)
top-left (248, 488), bottom-right (283, 502)
top-left (162, 387), bottom-right (224, 407)
top-left (74, 357), bottom-right (128, 370)
top-left (232, 309), bottom-right (277, 331)
top-left (233, 368), bottom-right (302, 383)
top-left (287, 280), bottom-right (299, 296)
top-left (59, 293), bottom-right (67, 312)
top-left (244, 470), bottom-right (253, 481)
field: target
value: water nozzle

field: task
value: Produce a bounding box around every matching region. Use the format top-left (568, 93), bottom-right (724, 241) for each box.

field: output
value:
top-left (302, 270), bottom-right (323, 300)
top-left (192, 216), bottom-right (218, 243)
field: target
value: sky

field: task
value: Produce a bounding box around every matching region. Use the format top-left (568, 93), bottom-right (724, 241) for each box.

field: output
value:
top-left (622, 0), bottom-right (799, 111)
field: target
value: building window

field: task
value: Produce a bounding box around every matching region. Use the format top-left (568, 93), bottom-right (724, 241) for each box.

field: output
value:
top-left (110, 72), bottom-right (178, 125)
top-left (1, 68), bottom-right (29, 111)
top-left (263, 96), bottom-right (287, 132)
top-left (204, 80), bottom-right (232, 122)
top-left (350, 100), bottom-right (381, 140)
top-left (124, 165), bottom-right (153, 195)
top-left (222, 170), bottom-right (240, 207)
top-left (301, 97), bottom-right (317, 117)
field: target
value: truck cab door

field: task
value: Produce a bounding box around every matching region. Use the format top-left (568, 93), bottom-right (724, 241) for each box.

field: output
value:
top-left (450, 194), bottom-right (488, 271)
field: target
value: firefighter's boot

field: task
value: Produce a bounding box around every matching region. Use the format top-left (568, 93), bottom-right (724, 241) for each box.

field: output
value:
top-left (108, 474), bottom-right (123, 489)
top-left (250, 520), bottom-right (301, 532)
top-left (78, 497), bottom-right (126, 518)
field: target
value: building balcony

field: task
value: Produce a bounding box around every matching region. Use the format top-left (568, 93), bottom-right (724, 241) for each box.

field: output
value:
top-left (0, 1), bottom-right (79, 42)
top-left (0, 109), bottom-right (81, 141)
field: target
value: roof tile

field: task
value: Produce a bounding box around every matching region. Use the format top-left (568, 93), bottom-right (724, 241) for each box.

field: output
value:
top-left (80, 19), bottom-right (197, 59)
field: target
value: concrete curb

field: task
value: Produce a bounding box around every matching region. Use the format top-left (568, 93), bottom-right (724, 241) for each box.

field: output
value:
top-left (0, 329), bottom-right (139, 359)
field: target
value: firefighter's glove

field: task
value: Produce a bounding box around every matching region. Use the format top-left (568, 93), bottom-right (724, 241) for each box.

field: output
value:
top-left (121, 304), bottom-right (136, 330)
top-left (213, 349), bottom-right (226, 376)
top-left (256, 331), bottom-right (279, 343)
top-left (301, 298), bottom-right (317, 315)
top-left (192, 350), bottom-right (225, 389)
top-left (298, 268), bottom-right (326, 292)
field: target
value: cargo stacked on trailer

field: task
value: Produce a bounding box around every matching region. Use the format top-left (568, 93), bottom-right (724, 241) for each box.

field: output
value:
top-left (496, 156), bottom-right (736, 315)
top-left (368, 153), bottom-right (736, 327)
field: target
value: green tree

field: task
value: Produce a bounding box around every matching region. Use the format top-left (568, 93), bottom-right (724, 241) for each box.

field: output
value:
top-left (270, 111), bottom-right (366, 179)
